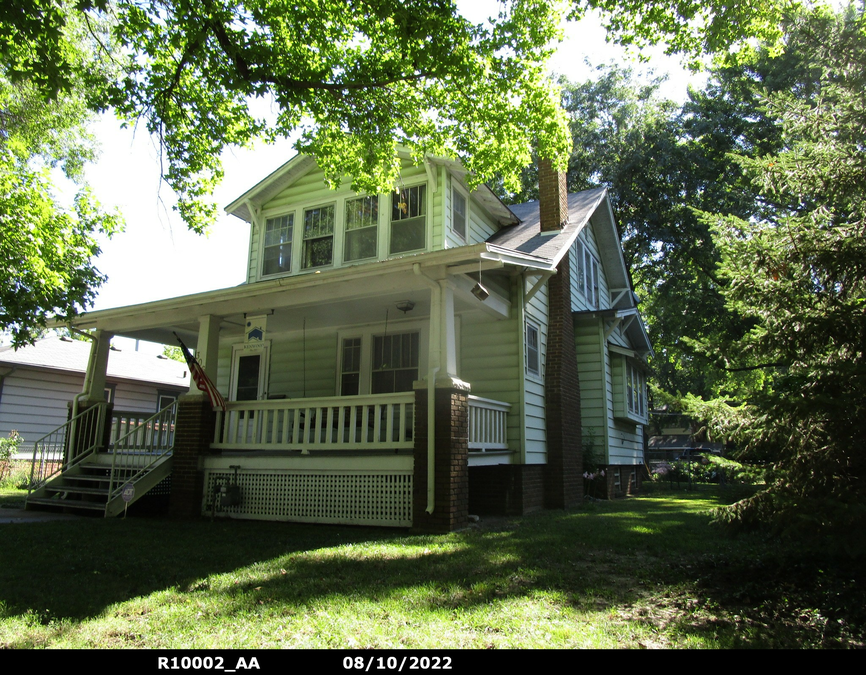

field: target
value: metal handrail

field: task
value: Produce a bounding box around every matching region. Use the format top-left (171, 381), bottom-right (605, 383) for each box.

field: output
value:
top-left (26, 403), bottom-right (107, 493)
top-left (106, 401), bottom-right (178, 503)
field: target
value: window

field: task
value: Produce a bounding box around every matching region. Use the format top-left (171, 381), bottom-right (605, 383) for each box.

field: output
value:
top-left (613, 355), bottom-right (647, 424)
top-left (302, 204), bottom-right (335, 269)
top-left (157, 392), bottom-right (177, 411)
top-left (626, 361), bottom-right (647, 418)
top-left (452, 187), bottom-right (466, 241)
top-left (340, 337), bottom-right (362, 395)
top-left (575, 239), bottom-right (585, 296)
top-left (390, 185), bottom-right (426, 254)
top-left (344, 196), bottom-right (378, 262)
top-left (263, 214), bottom-right (293, 276)
top-left (525, 322), bottom-right (540, 377)
top-left (372, 332), bottom-right (420, 394)
top-left (584, 247), bottom-right (600, 308)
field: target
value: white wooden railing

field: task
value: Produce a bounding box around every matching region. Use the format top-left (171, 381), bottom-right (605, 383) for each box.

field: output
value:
top-left (212, 392), bottom-right (415, 452)
top-left (468, 395), bottom-right (511, 451)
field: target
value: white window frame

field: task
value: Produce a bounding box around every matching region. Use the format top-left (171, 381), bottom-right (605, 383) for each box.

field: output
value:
top-left (343, 195), bottom-right (380, 263)
top-left (612, 353), bottom-right (648, 424)
top-left (261, 213), bottom-right (294, 278)
top-left (525, 321), bottom-right (541, 379)
top-left (301, 202), bottom-right (336, 270)
top-left (389, 183), bottom-right (428, 255)
top-left (451, 184), bottom-right (467, 242)
top-left (336, 322), bottom-right (430, 395)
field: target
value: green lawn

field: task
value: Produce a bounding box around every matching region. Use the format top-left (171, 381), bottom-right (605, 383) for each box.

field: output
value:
top-left (1, 487), bottom-right (863, 648)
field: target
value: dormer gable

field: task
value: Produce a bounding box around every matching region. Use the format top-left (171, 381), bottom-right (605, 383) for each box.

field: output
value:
top-left (226, 152), bottom-right (518, 285)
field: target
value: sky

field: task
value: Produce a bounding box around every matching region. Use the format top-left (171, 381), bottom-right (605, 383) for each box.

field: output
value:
top-left (79, 4), bottom-right (703, 352)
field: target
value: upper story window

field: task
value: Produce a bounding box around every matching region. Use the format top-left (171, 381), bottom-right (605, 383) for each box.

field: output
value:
top-left (302, 204), bottom-right (335, 269)
top-left (263, 214), bottom-right (293, 276)
top-left (344, 196), bottom-right (378, 262)
top-left (575, 239), bottom-right (585, 296)
top-left (452, 187), bottom-right (467, 241)
top-left (575, 236), bottom-right (600, 308)
top-left (390, 185), bottom-right (426, 254)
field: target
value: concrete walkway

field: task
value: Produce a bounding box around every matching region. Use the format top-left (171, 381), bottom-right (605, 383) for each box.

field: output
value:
top-left (0, 506), bottom-right (81, 524)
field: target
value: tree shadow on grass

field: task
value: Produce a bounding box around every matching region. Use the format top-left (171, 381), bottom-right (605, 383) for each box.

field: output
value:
top-left (1, 492), bottom-right (863, 648)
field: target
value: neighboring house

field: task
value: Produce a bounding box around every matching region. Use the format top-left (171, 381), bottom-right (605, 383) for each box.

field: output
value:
top-left (647, 410), bottom-right (724, 462)
top-left (0, 337), bottom-right (190, 445)
top-left (50, 152), bottom-right (651, 530)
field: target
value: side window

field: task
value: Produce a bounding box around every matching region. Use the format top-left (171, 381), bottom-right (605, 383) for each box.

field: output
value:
top-left (452, 187), bottom-right (466, 241)
top-left (344, 196), bottom-right (378, 262)
top-left (390, 185), bottom-right (426, 254)
top-left (575, 239), bottom-right (585, 296)
top-left (302, 204), bottom-right (335, 269)
top-left (584, 247), bottom-right (600, 309)
top-left (525, 322), bottom-right (540, 377)
top-left (263, 214), bottom-right (293, 276)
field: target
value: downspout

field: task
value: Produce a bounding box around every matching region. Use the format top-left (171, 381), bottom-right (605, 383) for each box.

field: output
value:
top-left (413, 263), bottom-right (442, 515)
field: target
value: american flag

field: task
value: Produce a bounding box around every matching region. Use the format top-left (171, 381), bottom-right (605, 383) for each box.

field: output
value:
top-left (174, 333), bottom-right (226, 411)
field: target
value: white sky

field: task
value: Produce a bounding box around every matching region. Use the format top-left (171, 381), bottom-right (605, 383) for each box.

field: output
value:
top-left (80, 4), bottom-right (702, 352)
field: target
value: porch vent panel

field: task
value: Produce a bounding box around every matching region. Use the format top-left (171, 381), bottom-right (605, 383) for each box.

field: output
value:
top-left (202, 470), bottom-right (413, 527)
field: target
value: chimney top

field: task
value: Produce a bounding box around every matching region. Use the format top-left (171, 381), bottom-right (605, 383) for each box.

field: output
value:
top-left (538, 158), bottom-right (568, 233)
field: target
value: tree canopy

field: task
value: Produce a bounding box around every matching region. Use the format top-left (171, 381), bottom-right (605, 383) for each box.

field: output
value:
top-left (0, 0), bottom-right (791, 344)
top-left (0, 19), bottom-right (122, 348)
top-left (688, 5), bottom-right (866, 543)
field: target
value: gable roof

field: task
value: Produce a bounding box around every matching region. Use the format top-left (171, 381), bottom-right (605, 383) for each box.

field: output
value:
top-left (489, 188), bottom-right (632, 298)
top-left (225, 152), bottom-right (518, 227)
top-left (0, 338), bottom-right (190, 389)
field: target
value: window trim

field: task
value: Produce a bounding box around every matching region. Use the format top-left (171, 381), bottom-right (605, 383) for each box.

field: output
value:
top-left (301, 202), bottom-right (337, 270)
top-left (612, 353), bottom-right (648, 424)
top-left (261, 213), bottom-right (295, 278)
top-left (336, 322), bottom-right (430, 395)
top-left (525, 320), bottom-right (541, 379)
top-left (389, 182), bottom-right (428, 255)
top-left (451, 183), bottom-right (467, 242)
top-left (343, 195), bottom-right (380, 264)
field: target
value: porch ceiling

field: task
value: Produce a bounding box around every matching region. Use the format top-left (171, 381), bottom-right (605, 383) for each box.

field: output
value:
top-left (68, 263), bottom-right (505, 346)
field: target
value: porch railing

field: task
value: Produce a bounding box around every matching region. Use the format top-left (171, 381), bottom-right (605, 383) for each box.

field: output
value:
top-left (27, 402), bottom-right (107, 491)
top-left (468, 395), bottom-right (511, 451)
top-left (213, 392), bottom-right (415, 452)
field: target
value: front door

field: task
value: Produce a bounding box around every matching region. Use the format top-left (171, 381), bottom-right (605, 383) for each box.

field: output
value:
top-left (230, 343), bottom-right (270, 401)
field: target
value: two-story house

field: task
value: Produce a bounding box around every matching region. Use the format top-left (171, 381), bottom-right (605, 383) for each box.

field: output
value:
top-left (29, 152), bottom-right (651, 530)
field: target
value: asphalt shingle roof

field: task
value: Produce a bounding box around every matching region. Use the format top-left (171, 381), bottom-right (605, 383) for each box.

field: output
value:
top-left (0, 337), bottom-right (190, 389)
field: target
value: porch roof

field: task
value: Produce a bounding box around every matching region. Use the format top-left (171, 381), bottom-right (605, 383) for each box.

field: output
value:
top-left (57, 243), bottom-right (555, 345)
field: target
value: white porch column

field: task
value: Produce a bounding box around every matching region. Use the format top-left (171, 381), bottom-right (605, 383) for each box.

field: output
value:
top-left (83, 330), bottom-right (113, 403)
top-left (187, 315), bottom-right (221, 398)
top-left (427, 279), bottom-right (458, 381)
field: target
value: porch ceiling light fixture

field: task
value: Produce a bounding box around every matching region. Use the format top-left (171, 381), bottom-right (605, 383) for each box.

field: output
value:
top-left (396, 300), bottom-right (415, 314)
top-left (471, 282), bottom-right (489, 302)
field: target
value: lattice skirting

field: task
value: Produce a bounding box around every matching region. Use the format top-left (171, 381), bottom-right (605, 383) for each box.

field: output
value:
top-left (202, 470), bottom-right (413, 527)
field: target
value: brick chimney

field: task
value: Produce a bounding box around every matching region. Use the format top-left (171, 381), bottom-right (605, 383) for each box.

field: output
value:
top-left (538, 158), bottom-right (569, 233)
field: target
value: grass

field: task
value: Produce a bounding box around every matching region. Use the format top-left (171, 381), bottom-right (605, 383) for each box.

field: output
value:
top-left (0, 486), bottom-right (863, 649)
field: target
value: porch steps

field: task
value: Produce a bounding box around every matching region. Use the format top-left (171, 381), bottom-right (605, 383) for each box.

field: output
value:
top-left (25, 453), bottom-right (173, 517)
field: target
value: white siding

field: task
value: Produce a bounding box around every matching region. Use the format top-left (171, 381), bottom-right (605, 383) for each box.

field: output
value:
top-left (0, 368), bottom-right (181, 443)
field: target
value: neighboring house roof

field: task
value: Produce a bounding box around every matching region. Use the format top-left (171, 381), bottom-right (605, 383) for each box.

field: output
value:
top-left (0, 337), bottom-right (190, 389)
top-left (648, 435), bottom-right (724, 454)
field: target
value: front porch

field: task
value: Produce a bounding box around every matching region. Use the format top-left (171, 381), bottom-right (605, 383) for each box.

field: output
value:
top-left (190, 391), bottom-right (511, 527)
